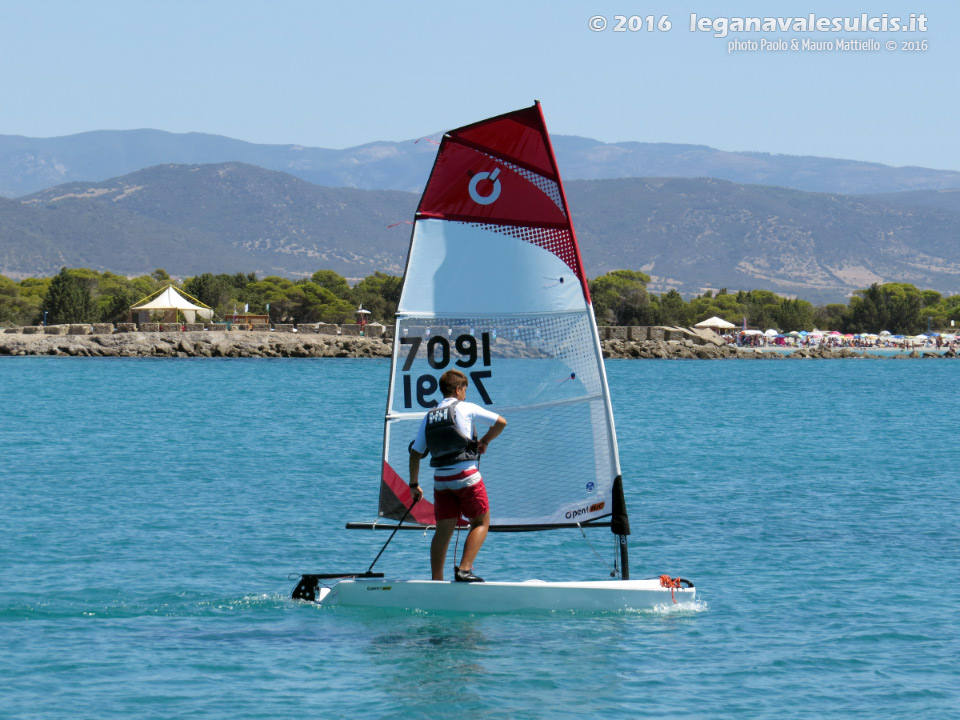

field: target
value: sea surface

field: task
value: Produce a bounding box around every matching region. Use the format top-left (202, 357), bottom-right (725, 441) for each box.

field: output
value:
top-left (1, 357), bottom-right (957, 719)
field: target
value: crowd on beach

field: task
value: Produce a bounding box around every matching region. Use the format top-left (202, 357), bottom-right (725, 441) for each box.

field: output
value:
top-left (729, 329), bottom-right (960, 351)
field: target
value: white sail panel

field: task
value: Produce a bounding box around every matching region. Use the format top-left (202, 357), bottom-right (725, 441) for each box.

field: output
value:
top-left (399, 220), bottom-right (585, 316)
top-left (382, 309), bottom-right (618, 526)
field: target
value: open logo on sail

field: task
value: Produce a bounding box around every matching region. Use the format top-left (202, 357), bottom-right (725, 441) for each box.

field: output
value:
top-left (468, 167), bottom-right (501, 205)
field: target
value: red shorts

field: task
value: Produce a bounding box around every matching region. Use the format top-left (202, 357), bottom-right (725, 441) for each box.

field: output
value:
top-left (433, 479), bottom-right (489, 522)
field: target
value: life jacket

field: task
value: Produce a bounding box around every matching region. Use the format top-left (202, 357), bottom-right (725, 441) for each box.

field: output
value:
top-left (424, 400), bottom-right (480, 468)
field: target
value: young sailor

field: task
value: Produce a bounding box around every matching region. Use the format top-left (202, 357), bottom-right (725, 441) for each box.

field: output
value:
top-left (408, 369), bottom-right (507, 582)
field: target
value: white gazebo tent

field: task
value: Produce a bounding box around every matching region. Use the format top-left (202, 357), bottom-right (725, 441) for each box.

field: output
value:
top-left (131, 285), bottom-right (214, 324)
top-left (694, 316), bottom-right (737, 332)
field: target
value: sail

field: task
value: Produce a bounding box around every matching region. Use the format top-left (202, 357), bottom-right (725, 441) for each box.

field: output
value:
top-left (378, 103), bottom-right (622, 528)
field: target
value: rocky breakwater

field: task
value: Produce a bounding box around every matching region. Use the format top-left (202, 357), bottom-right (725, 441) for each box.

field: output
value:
top-left (4, 324), bottom-right (956, 360)
top-left (601, 325), bottom-right (748, 359)
top-left (599, 326), bottom-right (958, 359)
top-left (0, 330), bottom-right (393, 359)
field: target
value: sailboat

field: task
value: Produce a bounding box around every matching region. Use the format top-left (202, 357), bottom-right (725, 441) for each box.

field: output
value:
top-left (292, 102), bottom-right (695, 612)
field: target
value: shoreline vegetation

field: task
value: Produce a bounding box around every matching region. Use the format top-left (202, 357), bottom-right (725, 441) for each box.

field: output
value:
top-left (1, 326), bottom-right (955, 360)
top-left (0, 268), bottom-right (960, 350)
top-left (4, 268), bottom-right (960, 343)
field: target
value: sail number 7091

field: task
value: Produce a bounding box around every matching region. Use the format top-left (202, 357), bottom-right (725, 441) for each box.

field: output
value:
top-left (399, 332), bottom-right (492, 408)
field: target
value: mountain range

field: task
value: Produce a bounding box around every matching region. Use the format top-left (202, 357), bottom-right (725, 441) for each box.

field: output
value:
top-left (3, 129), bottom-right (960, 198)
top-left (5, 162), bottom-right (960, 304)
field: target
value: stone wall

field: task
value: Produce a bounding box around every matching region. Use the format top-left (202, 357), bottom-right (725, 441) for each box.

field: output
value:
top-left (1, 324), bottom-right (952, 360)
top-left (0, 322), bottom-right (724, 345)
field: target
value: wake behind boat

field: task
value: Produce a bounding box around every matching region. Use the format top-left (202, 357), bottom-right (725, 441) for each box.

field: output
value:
top-left (292, 102), bottom-right (695, 613)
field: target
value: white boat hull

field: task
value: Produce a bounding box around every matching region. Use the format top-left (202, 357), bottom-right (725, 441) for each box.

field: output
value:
top-left (318, 578), bottom-right (695, 613)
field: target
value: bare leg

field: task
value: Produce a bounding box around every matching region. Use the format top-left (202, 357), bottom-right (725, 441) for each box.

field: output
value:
top-left (431, 518), bottom-right (458, 580)
top-left (457, 512), bottom-right (490, 571)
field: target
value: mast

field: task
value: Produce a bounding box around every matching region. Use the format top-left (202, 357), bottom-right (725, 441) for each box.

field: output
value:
top-left (611, 475), bottom-right (630, 579)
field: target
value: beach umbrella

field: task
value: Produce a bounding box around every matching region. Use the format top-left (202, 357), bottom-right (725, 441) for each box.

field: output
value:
top-left (879, 330), bottom-right (891, 336)
top-left (763, 328), bottom-right (778, 337)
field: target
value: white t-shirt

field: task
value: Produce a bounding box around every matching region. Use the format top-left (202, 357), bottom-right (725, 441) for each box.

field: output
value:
top-left (412, 397), bottom-right (500, 486)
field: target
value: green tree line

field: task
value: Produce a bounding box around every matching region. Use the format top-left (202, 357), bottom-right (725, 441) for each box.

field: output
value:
top-left (589, 270), bottom-right (960, 335)
top-left (2, 266), bottom-right (958, 335)
top-left (0, 268), bottom-right (403, 327)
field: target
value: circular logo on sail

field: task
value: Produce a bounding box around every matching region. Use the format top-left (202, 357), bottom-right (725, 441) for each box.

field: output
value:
top-left (468, 167), bottom-right (501, 205)
top-left (586, 482), bottom-right (596, 493)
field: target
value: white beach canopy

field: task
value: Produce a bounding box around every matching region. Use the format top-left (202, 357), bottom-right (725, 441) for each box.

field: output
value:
top-left (694, 316), bottom-right (736, 330)
top-left (131, 285), bottom-right (213, 323)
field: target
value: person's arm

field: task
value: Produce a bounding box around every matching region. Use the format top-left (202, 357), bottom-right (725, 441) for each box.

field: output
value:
top-left (409, 448), bottom-right (425, 502)
top-left (477, 416), bottom-right (506, 454)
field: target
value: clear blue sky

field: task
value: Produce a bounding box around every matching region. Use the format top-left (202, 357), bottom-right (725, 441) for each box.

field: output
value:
top-left (0, 0), bottom-right (955, 170)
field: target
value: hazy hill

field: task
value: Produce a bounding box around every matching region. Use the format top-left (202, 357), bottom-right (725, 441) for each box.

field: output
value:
top-left (0, 191), bottom-right (252, 280)
top-left (565, 178), bottom-right (960, 303)
top-left (863, 188), bottom-right (960, 216)
top-left (0, 130), bottom-right (438, 197)
top-left (3, 129), bottom-right (960, 198)
top-left (8, 163), bottom-right (417, 280)
top-left (5, 163), bottom-right (960, 304)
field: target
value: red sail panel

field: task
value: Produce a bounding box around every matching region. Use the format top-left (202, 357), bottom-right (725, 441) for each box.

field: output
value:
top-left (382, 461), bottom-right (436, 525)
top-left (449, 105), bottom-right (556, 178)
top-left (418, 142), bottom-right (568, 227)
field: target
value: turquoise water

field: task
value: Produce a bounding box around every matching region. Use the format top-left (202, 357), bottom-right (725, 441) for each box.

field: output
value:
top-left (1, 357), bottom-right (957, 718)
